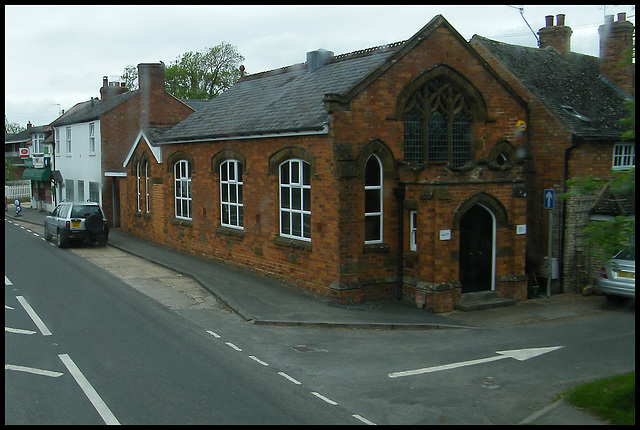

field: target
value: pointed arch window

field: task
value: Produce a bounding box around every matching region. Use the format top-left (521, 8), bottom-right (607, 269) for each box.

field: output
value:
top-left (144, 160), bottom-right (150, 213)
top-left (403, 78), bottom-right (472, 168)
top-left (364, 154), bottom-right (383, 244)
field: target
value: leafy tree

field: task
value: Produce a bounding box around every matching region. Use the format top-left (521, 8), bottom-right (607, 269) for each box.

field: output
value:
top-left (121, 42), bottom-right (244, 99)
top-left (121, 64), bottom-right (139, 91)
top-left (5, 115), bottom-right (25, 134)
top-left (5, 158), bottom-right (19, 184)
top-left (565, 169), bottom-right (635, 261)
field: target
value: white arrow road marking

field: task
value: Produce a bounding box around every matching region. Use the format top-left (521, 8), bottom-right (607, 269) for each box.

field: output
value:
top-left (5, 364), bottom-right (63, 378)
top-left (5, 275), bottom-right (13, 286)
top-left (388, 346), bottom-right (563, 378)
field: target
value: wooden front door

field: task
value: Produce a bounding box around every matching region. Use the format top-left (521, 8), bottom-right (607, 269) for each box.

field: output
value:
top-left (459, 205), bottom-right (493, 293)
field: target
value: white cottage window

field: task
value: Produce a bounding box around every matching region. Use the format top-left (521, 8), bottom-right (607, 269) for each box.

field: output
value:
top-left (612, 143), bottom-right (635, 170)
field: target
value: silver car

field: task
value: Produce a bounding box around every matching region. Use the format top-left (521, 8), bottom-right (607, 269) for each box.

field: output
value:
top-left (597, 245), bottom-right (635, 301)
top-left (44, 201), bottom-right (109, 248)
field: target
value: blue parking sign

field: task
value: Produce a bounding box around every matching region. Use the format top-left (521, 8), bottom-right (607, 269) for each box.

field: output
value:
top-left (544, 189), bottom-right (554, 209)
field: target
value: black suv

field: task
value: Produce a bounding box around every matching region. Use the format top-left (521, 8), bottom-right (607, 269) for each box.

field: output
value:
top-left (44, 201), bottom-right (109, 248)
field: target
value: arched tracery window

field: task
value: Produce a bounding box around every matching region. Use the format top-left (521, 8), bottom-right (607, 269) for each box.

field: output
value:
top-left (403, 78), bottom-right (473, 168)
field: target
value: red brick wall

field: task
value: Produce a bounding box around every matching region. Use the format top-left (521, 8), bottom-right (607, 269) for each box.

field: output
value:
top-left (121, 26), bottom-right (530, 310)
top-left (329, 26), bottom-right (528, 302)
top-left (100, 91), bottom-right (194, 226)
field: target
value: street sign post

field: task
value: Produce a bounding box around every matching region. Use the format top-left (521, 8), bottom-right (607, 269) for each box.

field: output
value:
top-left (544, 189), bottom-right (554, 210)
top-left (544, 189), bottom-right (554, 301)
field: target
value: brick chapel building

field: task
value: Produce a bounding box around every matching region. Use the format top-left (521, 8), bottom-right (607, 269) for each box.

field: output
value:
top-left (120, 15), bottom-right (531, 312)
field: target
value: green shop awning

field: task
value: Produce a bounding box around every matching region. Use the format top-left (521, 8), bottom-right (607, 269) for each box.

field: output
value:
top-left (22, 167), bottom-right (51, 181)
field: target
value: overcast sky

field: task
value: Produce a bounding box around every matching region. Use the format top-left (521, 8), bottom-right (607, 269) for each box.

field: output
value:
top-left (5, 5), bottom-right (635, 128)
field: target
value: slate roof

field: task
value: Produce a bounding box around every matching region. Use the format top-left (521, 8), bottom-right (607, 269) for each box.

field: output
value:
top-left (591, 185), bottom-right (635, 216)
top-left (156, 45), bottom-right (402, 143)
top-left (471, 35), bottom-right (631, 140)
top-left (50, 91), bottom-right (138, 127)
top-left (5, 124), bottom-right (50, 145)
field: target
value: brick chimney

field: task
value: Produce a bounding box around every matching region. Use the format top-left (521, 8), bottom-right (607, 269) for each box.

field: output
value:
top-left (100, 76), bottom-right (128, 101)
top-left (138, 62), bottom-right (165, 96)
top-left (537, 14), bottom-right (572, 57)
top-left (138, 62), bottom-right (166, 127)
top-left (598, 13), bottom-right (634, 97)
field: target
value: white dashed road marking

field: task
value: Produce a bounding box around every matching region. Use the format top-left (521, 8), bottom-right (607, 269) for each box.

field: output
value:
top-left (311, 391), bottom-right (338, 405)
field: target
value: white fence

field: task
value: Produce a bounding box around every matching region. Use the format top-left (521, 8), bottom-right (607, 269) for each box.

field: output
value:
top-left (5, 181), bottom-right (31, 200)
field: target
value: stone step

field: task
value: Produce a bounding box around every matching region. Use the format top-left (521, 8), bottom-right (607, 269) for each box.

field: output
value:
top-left (454, 291), bottom-right (515, 312)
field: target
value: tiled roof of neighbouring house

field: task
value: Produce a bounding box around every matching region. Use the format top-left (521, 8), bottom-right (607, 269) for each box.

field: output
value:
top-left (471, 35), bottom-right (631, 140)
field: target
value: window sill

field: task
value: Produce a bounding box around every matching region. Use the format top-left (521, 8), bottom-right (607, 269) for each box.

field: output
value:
top-left (134, 211), bottom-right (151, 220)
top-left (273, 235), bottom-right (312, 251)
top-left (215, 225), bottom-right (244, 238)
top-left (403, 250), bottom-right (418, 260)
top-left (170, 217), bottom-right (192, 227)
top-left (363, 242), bottom-right (390, 253)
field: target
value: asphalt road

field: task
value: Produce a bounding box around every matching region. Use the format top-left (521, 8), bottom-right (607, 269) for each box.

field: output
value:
top-left (4, 219), bottom-right (358, 424)
top-left (5, 217), bottom-right (636, 424)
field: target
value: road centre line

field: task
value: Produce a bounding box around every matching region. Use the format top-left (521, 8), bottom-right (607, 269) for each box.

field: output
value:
top-left (58, 354), bottom-right (120, 425)
top-left (248, 355), bottom-right (269, 366)
top-left (352, 414), bottom-right (377, 425)
top-left (278, 371), bottom-right (302, 385)
top-left (225, 341), bottom-right (242, 351)
top-left (311, 391), bottom-right (338, 405)
top-left (203, 328), bottom-right (371, 423)
top-left (203, 330), bottom-right (374, 424)
top-left (16, 296), bottom-right (52, 336)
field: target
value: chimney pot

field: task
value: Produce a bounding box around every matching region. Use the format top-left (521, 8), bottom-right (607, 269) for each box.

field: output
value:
top-left (538, 14), bottom-right (572, 57)
top-left (598, 12), bottom-right (634, 96)
top-left (545, 15), bottom-right (554, 27)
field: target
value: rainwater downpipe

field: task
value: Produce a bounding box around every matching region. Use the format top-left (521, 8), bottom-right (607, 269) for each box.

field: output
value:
top-left (394, 182), bottom-right (406, 300)
top-left (560, 134), bottom-right (582, 292)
